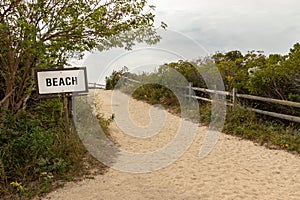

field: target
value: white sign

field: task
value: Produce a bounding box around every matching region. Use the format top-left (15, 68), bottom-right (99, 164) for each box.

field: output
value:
top-left (36, 68), bottom-right (88, 94)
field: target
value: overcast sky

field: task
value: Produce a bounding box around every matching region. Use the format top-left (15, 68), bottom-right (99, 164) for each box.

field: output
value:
top-left (72, 0), bottom-right (300, 84)
top-left (149, 0), bottom-right (300, 54)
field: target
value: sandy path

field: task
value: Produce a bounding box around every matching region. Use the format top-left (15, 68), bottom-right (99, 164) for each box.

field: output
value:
top-left (44, 89), bottom-right (300, 200)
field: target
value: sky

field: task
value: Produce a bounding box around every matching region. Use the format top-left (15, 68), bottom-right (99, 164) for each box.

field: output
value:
top-left (70, 0), bottom-right (300, 84)
top-left (148, 0), bottom-right (300, 54)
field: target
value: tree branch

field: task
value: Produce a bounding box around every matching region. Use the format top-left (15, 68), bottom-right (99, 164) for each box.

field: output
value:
top-left (0, 88), bottom-right (14, 106)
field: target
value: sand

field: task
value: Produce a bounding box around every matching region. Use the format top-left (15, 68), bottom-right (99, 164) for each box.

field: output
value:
top-left (43, 89), bottom-right (300, 200)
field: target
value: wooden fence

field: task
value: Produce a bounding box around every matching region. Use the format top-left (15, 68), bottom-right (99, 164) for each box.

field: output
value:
top-left (124, 77), bottom-right (300, 123)
top-left (88, 82), bottom-right (105, 89)
top-left (187, 83), bottom-right (300, 123)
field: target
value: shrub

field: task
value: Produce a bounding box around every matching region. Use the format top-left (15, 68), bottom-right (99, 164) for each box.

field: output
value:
top-left (224, 107), bottom-right (300, 152)
top-left (105, 67), bottom-right (128, 90)
top-left (0, 98), bottom-right (90, 199)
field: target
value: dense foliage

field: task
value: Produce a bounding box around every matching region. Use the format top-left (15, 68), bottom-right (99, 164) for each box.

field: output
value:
top-left (212, 44), bottom-right (300, 101)
top-left (0, 99), bottom-right (91, 198)
top-left (0, 0), bottom-right (160, 113)
top-left (105, 66), bottom-right (129, 90)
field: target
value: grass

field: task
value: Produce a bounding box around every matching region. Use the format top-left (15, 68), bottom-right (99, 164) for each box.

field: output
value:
top-left (223, 107), bottom-right (300, 153)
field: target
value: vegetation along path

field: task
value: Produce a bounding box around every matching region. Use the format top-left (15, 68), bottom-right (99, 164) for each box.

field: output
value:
top-left (44, 89), bottom-right (300, 200)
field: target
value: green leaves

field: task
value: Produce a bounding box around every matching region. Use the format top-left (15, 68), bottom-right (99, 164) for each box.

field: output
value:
top-left (210, 46), bottom-right (300, 101)
top-left (2, 0), bottom-right (159, 56)
top-left (246, 45), bottom-right (300, 100)
top-left (1, 0), bottom-right (160, 113)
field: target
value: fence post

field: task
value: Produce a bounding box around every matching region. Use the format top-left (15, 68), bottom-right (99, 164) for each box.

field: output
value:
top-left (188, 82), bottom-right (192, 101)
top-left (233, 88), bottom-right (237, 107)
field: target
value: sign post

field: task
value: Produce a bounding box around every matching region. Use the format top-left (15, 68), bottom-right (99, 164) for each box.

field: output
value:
top-left (35, 67), bottom-right (88, 132)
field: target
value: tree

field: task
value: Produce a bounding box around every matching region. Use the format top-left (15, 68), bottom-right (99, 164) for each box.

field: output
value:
top-left (246, 44), bottom-right (300, 100)
top-left (105, 66), bottom-right (128, 90)
top-left (158, 61), bottom-right (205, 88)
top-left (0, 0), bottom-right (161, 113)
top-left (212, 50), bottom-right (245, 91)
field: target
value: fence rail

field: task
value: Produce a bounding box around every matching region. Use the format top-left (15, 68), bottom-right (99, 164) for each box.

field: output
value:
top-left (124, 77), bottom-right (300, 123)
top-left (124, 77), bottom-right (141, 84)
top-left (236, 93), bottom-right (300, 108)
top-left (88, 82), bottom-right (105, 89)
top-left (186, 83), bottom-right (300, 123)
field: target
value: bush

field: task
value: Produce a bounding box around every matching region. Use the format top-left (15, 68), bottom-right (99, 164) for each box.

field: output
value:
top-left (224, 107), bottom-right (300, 152)
top-left (105, 67), bottom-right (128, 90)
top-left (0, 98), bottom-right (90, 199)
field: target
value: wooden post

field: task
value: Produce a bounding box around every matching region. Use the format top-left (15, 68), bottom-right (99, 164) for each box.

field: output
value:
top-left (67, 94), bottom-right (73, 119)
top-left (233, 88), bottom-right (237, 108)
top-left (188, 82), bottom-right (192, 101)
top-left (62, 93), bottom-right (72, 134)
